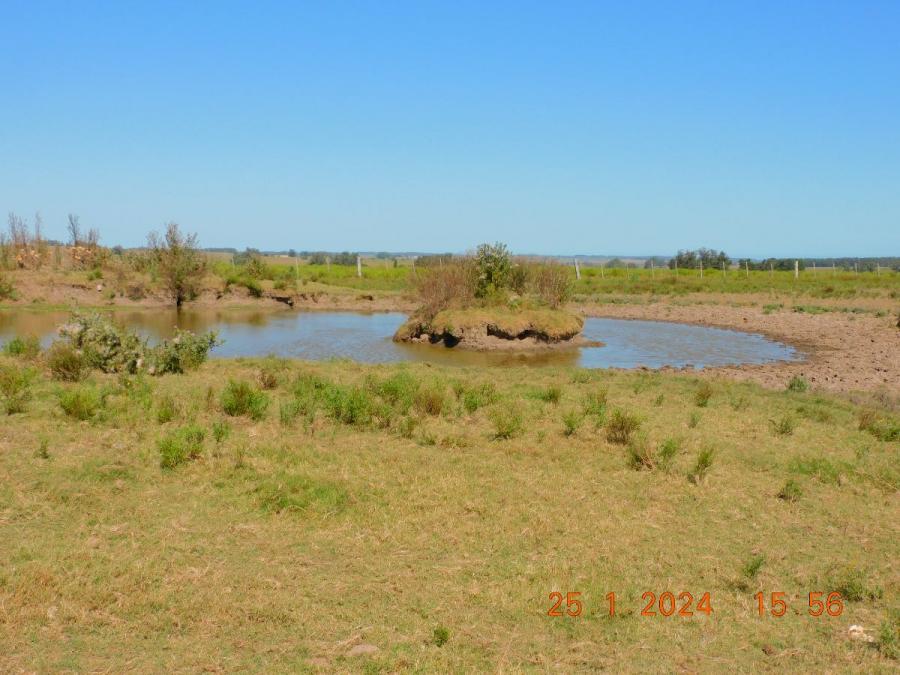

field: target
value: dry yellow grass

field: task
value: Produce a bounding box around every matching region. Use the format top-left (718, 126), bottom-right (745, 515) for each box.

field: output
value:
top-left (0, 356), bottom-right (897, 672)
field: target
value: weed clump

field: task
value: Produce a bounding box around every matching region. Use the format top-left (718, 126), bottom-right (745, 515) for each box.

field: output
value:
top-left (694, 382), bottom-right (713, 407)
top-left (688, 446), bottom-right (715, 483)
top-left (59, 385), bottom-right (105, 421)
top-left (742, 554), bottom-right (765, 581)
top-left (858, 409), bottom-right (900, 442)
top-left (626, 435), bottom-right (682, 471)
top-left (879, 608), bottom-right (900, 660)
top-left (777, 479), bottom-right (803, 502)
top-left (255, 472), bottom-right (348, 514)
top-left (828, 565), bottom-right (883, 602)
top-left (788, 456), bottom-right (844, 485)
top-left (770, 415), bottom-right (796, 436)
top-left (414, 384), bottom-right (446, 416)
top-left (221, 380), bottom-right (269, 420)
top-left (581, 390), bottom-right (608, 427)
top-left (606, 409), bottom-right (641, 444)
top-left (433, 626), bottom-right (450, 647)
top-left (455, 381), bottom-right (496, 413)
top-left (490, 403), bottom-right (523, 440)
top-left (3, 335), bottom-right (41, 359)
top-left (322, 384), bottom-right (373, 426)
top-left (158, 425), bottom-right (205, 468)
top-left (279, 399), bottom-right (300, 426)
top-left (45, 342), bottom-right (88, 382)
top-left (562, 410), bottom-right (582, 437)
top-left (0, 363), bottom-right (34, 414)
top-left (156, 394), bottom-right (177, 424)
top-left (212, 419), bottom-right (230, 444)
top-left (535, 385), bottom-right (562, 405)
top-left (786, 375), bottom-right (809, 393)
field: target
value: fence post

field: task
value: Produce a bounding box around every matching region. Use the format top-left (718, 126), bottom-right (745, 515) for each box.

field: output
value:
top-left (745, 260), bottom-right (749, 278)
top-left (722, 260), bottom-right (726, 277)
top-left (574, 258), bottom-right (581, 280)
top-left (600, 261), bottom-right (604, 279)
top-left (357, 255), bottom-right (362, 278)
top-left (699, 259), bottom-right (703, 278)
top-left (794, 260), bottom-right (799, 279)
top-left (650, 258), bottom-right (654, 278)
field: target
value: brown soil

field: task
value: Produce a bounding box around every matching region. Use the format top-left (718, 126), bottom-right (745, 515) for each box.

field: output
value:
top-left (578, 301), bottom-right (899, 396)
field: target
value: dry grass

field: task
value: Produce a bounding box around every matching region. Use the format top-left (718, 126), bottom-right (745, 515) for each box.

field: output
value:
top-left (0, 356), bottom-right (897, 671)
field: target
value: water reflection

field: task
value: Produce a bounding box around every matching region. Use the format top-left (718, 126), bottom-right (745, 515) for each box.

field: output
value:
top-left (0, 308), bottom-right (797, 369)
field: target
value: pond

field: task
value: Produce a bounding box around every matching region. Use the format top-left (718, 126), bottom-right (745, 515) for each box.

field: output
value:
top-left (0, 308), bottom-right (798, 369)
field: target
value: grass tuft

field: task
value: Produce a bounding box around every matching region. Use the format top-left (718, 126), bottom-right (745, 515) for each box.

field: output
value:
top-left (606, 408), bottom-right (641, 444)
top-left (158, 425), bottom-right (205, 469)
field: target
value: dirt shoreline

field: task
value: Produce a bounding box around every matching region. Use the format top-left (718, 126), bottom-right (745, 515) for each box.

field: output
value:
top-left (578, 301), bottom-right (898, 397)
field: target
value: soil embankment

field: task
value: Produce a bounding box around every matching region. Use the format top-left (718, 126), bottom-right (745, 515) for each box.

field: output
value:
top-left (394, 307), bottom-right (590, 351)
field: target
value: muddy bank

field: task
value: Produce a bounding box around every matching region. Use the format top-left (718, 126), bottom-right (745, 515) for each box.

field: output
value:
top-left (579, 301), bottom-right (899, 396)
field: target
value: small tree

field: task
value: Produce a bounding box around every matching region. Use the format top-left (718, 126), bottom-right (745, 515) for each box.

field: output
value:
top-left (147, 222), bottom-right (206, 307)
top-left (473, 242), bottom-right (511, 298)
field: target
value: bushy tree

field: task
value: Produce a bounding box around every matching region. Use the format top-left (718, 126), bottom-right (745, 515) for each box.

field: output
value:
top-left (473, 242), bottom-right (511, 298)
top-left (147, 222), bottom-right (206, 306)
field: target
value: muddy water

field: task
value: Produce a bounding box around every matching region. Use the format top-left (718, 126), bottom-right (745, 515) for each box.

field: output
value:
top-left (0, 309), bottom-right (798, 369)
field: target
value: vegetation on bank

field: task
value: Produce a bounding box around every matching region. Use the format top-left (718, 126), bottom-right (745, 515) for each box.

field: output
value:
top-left (393, 243), bottom-right (582, 345)
top-left (0, 354), bottom-right (897, 670)
top-left (1, 213), bottom-right (898, 309)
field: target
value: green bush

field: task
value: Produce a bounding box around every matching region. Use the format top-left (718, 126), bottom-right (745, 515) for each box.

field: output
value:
top-left (59, 385), bottom-right (105, 421)
top-left (45, 342), bottom-right (88, 382)
top-left (606, 409), bottom-right (641, 444)
top-left (0, 363), bottom-right (34, 414)
top-left (221, 380), bottom-right (269, 420)
top-left (372, 371), bottom-right (419, 413)
top-left (158, 425), bottom-right (205, 468)
top-left (657, 437), bottom-right (682, 469)
top-left (322, 384), bottom-right (373, 426)
top-left (148, 329), bottom-right (220, 374)
top-left (59, 312), bottom-right (145, 374)
top-left (458, 382), bottom-right (496, 414)
top-left (581, 389), bottom-right (607, 425)
top-left (562, 410), bottom-right (582, 437)
top-left (490, 403), bottom-right (523, 440)
top-left (3, 335), bottom-right (41, 359)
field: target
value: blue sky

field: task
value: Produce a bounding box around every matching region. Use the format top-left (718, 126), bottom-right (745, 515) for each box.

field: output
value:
top-left (1, 1), bottom-right (898, 256)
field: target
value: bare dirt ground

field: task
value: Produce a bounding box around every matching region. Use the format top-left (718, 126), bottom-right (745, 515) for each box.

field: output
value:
top-left (579, 300), bottom-right (899, 397)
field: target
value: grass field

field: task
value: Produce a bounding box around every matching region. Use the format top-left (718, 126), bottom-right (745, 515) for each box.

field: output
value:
top-left (1, 355), bottom-right (897, 672)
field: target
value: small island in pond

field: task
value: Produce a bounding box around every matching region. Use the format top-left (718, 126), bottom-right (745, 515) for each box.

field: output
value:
top-left (393, 243), bottom-right (594, 351)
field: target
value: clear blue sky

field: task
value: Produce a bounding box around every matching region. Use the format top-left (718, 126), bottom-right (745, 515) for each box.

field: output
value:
top-left (1, 1), bottom-right (898, 256)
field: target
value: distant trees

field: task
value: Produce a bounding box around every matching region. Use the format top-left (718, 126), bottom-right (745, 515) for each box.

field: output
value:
top-left (306, 251), bottom-right (357, 266)
top-left (147, 223), bottom-right (206, 307)
top-left (668, 248), bottom-right (730, 270)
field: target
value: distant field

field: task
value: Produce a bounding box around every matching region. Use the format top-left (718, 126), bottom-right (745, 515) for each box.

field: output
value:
top-left (0, 356), bottom-right (897, 671)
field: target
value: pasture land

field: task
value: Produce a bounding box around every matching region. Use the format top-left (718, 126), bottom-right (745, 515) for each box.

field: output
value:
top-left (0, 355), bottom-right (897, 671)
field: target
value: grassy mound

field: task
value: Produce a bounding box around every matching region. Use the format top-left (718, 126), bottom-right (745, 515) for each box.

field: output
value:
top-left (394, 306), bottom-right (584, 348)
